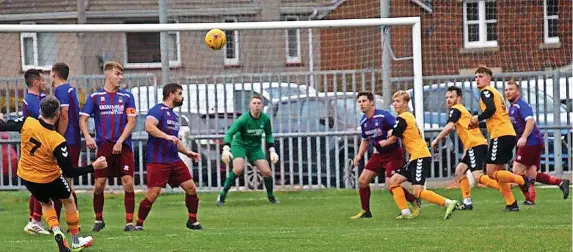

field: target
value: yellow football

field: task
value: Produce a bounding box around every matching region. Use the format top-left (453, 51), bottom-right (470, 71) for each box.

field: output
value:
top-left (205, 28), bottom-right (227, 50)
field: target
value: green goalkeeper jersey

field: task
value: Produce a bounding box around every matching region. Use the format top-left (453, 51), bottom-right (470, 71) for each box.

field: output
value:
top-left (223, 112), bottom-right (274, 148)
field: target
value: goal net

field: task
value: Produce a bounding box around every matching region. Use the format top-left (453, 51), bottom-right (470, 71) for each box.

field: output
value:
top-left (0, 2), bottom-right (424, 190)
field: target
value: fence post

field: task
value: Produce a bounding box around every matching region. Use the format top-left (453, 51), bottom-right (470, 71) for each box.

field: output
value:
top-left (552, 70), bottom-right (562, 175)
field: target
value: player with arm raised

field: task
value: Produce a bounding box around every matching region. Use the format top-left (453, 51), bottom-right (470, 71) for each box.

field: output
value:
top-left (78, 61), bottom-right (137, 232)
top-left (217, 95), bottom-right (279, 206)
top-left (51, 62), bottom-right (82, 217)
top-left (505, 80), bottom-right (569, 205)
top-left (0, 96), bottom-right (107, 252)
top-left (21, 69), bottom-right (50, 235)
top-left (469, 67), bottom-right (529, 211)
top-left (380, 91), bottom-right (458, 220)
top-left (134, 83), bottom-right (203, 230)
top-left (351, 91), bottom-right (421, 219)
top-left (430, 86), bottom-right (499, 210)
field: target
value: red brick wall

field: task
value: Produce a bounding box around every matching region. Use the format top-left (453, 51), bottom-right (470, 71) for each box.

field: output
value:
top-left (321, 0), bottom-right (572, 77)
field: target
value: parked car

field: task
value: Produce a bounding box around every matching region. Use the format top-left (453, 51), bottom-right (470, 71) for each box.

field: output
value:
top-left (408, 80), bottom-right (571, 172)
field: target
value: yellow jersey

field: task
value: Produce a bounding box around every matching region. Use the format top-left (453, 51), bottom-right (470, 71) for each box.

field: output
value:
top-left (393, 112), bottom-right (431, 161)
top-left (449, 104), bottom-right (487, 150)
top-left (17, 118), bottom-right (66, 183)
top-left (478, 86), bottom-right (516, 139)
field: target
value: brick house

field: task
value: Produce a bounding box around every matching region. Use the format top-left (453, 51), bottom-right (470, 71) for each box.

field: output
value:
top-left (321, 0), bottom-right (572, 77)
top-left (0, 0), bottom-right (340, 78)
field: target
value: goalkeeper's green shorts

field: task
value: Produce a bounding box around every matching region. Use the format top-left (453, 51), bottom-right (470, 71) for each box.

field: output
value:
top-left (231, 145), bottom-right (266, 163)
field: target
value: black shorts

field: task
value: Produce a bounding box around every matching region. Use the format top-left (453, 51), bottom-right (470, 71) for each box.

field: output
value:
top-left (396, 157), bottom-right (431, 185)
top-left (461, 145), bottom-right (488, 171)
top-left (22, 176), bottom-right (72, 204)
top-left (486, 135), bottom-right (517, 165)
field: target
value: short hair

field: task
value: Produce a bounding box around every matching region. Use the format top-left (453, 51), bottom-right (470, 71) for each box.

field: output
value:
top-left (251, 95), bottom-right (264, 102)
top-left (162, 83), bottom-right (183, 101)
top-left (392, 90), bottom-right (410, 103)
top-left (24, 69), bottom-right (43, 88)
top-left (103, 61), bottom-right (124, 72)
top-left (446, 86), bottom-right (463, 97)
top-left (51, 62), bottom-right (70, 80)
top-left (40, 95), bottom-right (60, 119)
top-left (475, 66), bottom-right (493, 77)
top-left (507, 79), bottom-right (521, 90)
top-left (356, 91), bottom-right (374, 101)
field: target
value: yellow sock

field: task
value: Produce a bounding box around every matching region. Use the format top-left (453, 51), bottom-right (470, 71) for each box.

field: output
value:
top-left (65, 210), bottom-right (80, 235)
top-left (494, 170), bottom-right (525, 185)
top-left (390, 187), bottom-right (408, 210)
top-left (498, 182), bottom-right (516, 205)
top-left (478, 174), bottom-right (499, 190)
top-left (417, 189), bottom-right (447, 207)
top-left (42, 207), bottom-right (60, 231)
top-left (459, 177), bottom-right (471, 199)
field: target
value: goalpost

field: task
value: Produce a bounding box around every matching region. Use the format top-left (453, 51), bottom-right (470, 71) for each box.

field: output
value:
top-left (0, 17), bottom-right (426, 190)
top-left (0, 17), bottom-right (426, 133)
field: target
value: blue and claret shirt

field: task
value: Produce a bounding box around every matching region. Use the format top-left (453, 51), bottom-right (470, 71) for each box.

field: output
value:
top-left (360, 109), bottom-right (400, 153)
top-left (54, 83), bottom-right (81, 146)
top-left (80, 88), bottom-right (136, 148)
top-left (508, 97), bottom-right (543, 147)
top-left (22, 93), bottom-right (46, 119)
top-left (146, 103), bottom-right (181, 164)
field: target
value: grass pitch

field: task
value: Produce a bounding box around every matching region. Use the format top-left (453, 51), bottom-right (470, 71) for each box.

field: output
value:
top-left (0, 187), bottom-right (570, 252)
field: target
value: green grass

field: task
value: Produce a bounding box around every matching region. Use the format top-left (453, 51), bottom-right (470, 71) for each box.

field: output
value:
top-left (0, 187), bottom-right (570, 252)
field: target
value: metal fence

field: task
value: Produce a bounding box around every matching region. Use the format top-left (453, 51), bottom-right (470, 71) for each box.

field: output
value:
top-left (0, 70), bottom-right (570, 191)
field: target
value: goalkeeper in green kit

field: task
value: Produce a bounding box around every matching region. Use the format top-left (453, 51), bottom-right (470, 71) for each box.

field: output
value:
top-left (217, 95), bottom-right (279, 206)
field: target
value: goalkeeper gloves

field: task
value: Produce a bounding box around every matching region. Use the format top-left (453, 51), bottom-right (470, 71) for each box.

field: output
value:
top-left (222, 145), bottom-right (233, 164)
top-left (269, 147), bottom-right (279, 164)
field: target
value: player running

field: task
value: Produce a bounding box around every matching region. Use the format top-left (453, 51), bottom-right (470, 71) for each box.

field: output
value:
top-left (430, 86), bottom-right (499, 210)
top-left (504, 80), bottom-right (570, 205)
top-left (134, 83), bottom-right (203, 230)
top-left (380, 91), bottom-right (458, 220)
top-left (21, 68), bottom-right (50, 235)
top-left (469, 66), bottom-right (530, 211)
top-left (217, 95), bottom-right (279, 206)
top-left (79, 61), bottom-right (137, 231)
top-left (351, 91), bottom-right (421, 219)
top-left (0, 96), bottom-right (106, 252)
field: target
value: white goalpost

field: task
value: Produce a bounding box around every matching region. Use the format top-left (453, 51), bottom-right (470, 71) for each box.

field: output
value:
top-left (0, 17), bottom-right (426, 134)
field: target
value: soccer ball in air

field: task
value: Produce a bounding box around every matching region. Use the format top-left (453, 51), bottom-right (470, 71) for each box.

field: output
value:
top-left (205, 29), bottom-right (227, 50)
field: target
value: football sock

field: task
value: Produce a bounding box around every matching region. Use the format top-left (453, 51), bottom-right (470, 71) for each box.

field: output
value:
top-left (65, 210), bottom-right (80, 236)
top-left (93, 192), bottom-right (104, 221)
top-left (125, 191), bottom-right (135, 224)
top-left (221, 171), bottom-right (237, 197)
top-left (136, 197), bottom-right (153, 226)
top-left (42, 207), bottom-right (60, 231)
top-left (358, 186), bottom-right (371, 211)
top-left (494, 170), bottom-right (525, 185)
top-left (478, 174), bottom-right (499, 190)
top-left (403, 187), bottom-right (418, 203)
top-left (536, 172), bottom-right (562, 185)
top-left (263, 177), bottom-right (274, 197)
top-left (498, 182), bottom-right (516, 205)
top-left (459, 176), bottom-right (471, 199)
top-left (391, 187), bottom-right (408, 210)
top-left (417, 189), bottom-right (447, 207)
top-left (185, 194), bottom-right (199, 223)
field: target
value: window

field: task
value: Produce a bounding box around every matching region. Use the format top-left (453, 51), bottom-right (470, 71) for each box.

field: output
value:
top-left (224, 18), bottom-right (240, 66)
top-left (463, 1), bottom-right (497, 48)
top-left (544, 0), bottom-right (559, 44)
top-left (284, 16), bottom-right (301, 64)
top-left (124, 20), bottom-right (180, 69)
top-left (20, 22), bottom-right (57, 71)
